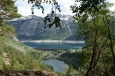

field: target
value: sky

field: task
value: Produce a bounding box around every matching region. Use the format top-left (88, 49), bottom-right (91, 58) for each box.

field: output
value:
top-left (109, 0), bottom-right (115, 11)
top-left (15, 0), bottom-right (115, 17)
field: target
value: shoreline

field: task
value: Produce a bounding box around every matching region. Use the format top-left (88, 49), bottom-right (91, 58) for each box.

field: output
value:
top-left (21, 40), bottom-right (85, 44)
top-left (34, 48), bottom-right (69, 51)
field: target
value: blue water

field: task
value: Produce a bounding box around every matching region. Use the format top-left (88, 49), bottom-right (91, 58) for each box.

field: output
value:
top-left (22, 41), bottom-right (85, 73)
top-left (23, 41), bottom-right (86, 49)
top-left (42, 59), bottom-right (68, 73)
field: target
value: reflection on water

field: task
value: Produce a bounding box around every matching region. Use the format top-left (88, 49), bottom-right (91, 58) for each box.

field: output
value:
top-left (42, 59), bottom-right (68, 73)
top-left (23, 40), bottom-right (86, 50)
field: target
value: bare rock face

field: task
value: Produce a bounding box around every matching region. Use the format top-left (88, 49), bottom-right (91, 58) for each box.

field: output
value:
top-left (42, 71), bottom-right (57, 76)
top-left (0, 70), bottom-right (57, 76)
top-left (12, 34), bottom-right (19, 42)
top-left (3, 52), bottom-right (10, 65)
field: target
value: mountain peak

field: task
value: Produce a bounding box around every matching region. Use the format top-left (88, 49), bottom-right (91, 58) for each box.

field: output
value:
top-left (11, 15), bottom-right (38, 21)
top-left (10, 14), bottom-right (72, 21)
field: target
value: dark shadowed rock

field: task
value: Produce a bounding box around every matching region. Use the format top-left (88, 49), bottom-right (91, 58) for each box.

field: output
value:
top-left (0, 70), bottom-right (57, 76)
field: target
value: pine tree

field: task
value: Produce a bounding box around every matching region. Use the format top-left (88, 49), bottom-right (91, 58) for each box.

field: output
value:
top-left (0, 0), bottom-right (21, 19)
top-left (0, 0), bottom-right (20, 36)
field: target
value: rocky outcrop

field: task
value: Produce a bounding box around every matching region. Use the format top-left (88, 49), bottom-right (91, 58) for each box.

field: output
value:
top-left (0, 70), bottom-right (57, 76)
top-left (3, 52), bottom-right (10, 65)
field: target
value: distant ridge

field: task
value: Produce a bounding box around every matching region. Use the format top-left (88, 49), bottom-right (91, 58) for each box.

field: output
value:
top-left (7, 14), bottom-right (80, 40)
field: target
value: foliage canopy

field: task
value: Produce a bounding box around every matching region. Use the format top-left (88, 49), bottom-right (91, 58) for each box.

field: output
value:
top-left (0, 0), bottom-right (20, 19)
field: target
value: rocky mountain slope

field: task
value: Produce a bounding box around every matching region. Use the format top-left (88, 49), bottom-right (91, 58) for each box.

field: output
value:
top-left (0, 35), bottom-right (55, 73)
top-left (7, 14), bottom-right (78, 40)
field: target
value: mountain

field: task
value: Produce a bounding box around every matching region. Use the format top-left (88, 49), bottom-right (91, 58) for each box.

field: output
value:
top-left (7, 14), bottom-right (78, 40)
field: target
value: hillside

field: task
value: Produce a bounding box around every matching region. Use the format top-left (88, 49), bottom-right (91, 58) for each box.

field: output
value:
top-left (0, 20), bottom-right (65, 75)
top-left (0, 35), bottom-right (55, 73)
top-left (7, 14), bottom-right (78, 40)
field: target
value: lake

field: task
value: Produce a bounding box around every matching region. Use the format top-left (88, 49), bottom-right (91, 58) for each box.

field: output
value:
top-left (22, 40), bottom-right (86, 50)
top-left (42, 59), bottom-right (68, 73)
top-left (22, 40), bottom-right (85, 73)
